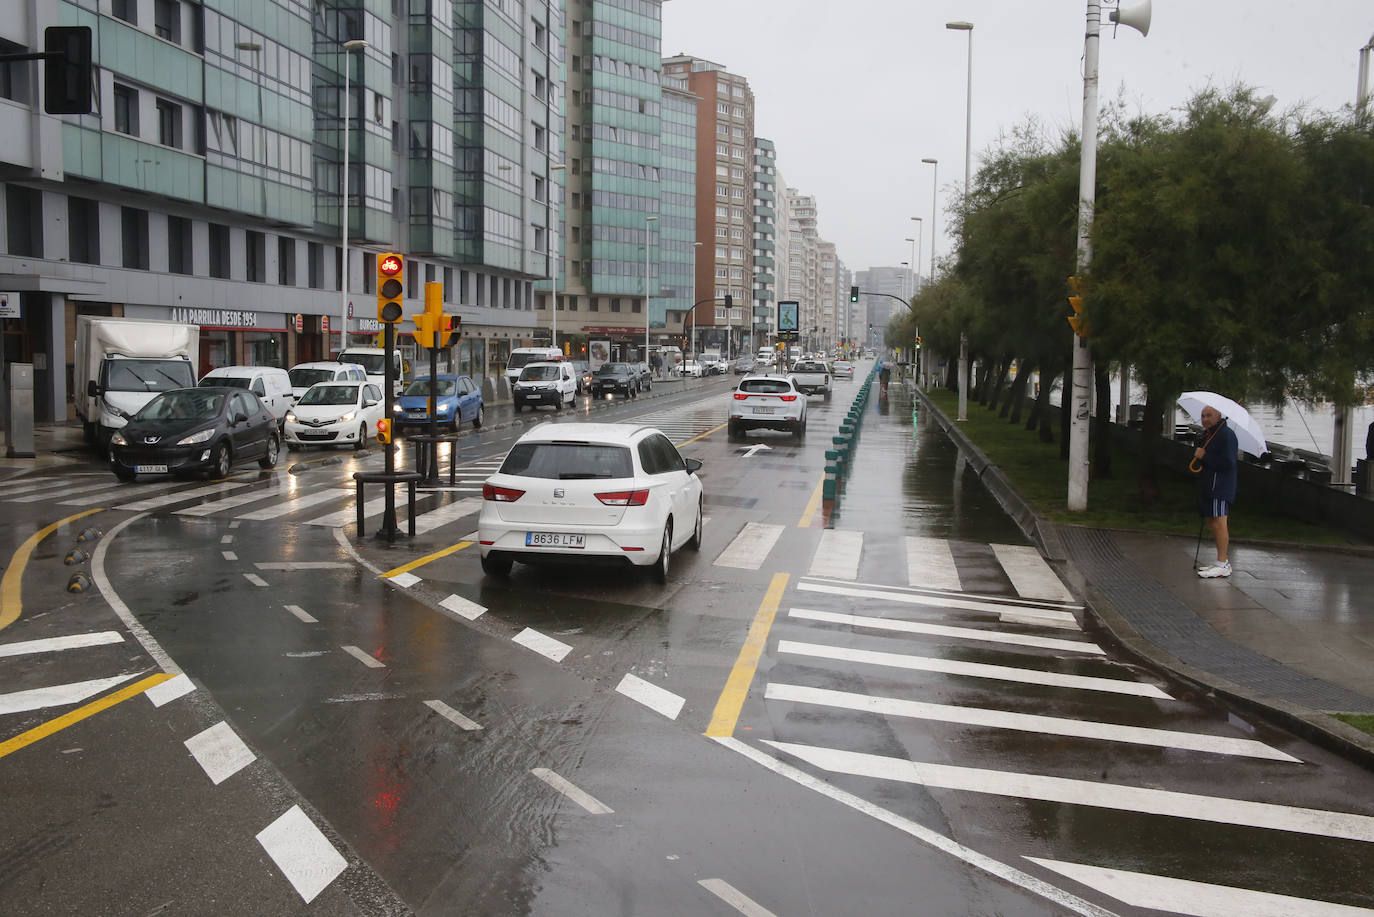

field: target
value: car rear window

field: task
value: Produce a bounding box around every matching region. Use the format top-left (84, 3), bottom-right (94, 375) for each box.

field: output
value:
top-left (793, 362), bottom-right (825, 372)
top-left (520, 365), bottom-right (561, 381)
top-left (500, 442), bottom-right (634, 480)
top-left (740, 379), bottom-right (794, 394)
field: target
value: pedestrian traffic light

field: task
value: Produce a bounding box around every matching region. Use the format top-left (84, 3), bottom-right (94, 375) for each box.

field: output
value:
top-left (377, 253), bottom-right (405, 323)
top-left (44, 26), bottom-right (93, 115)
top-left (1067, 275), bottom-right (1089, 337)
top-left (850, 286), bottom-right (859, 303)
top-left (376, 417), bottom-right (391, 444)
top-left (440, 314), bottom-right (461, 348)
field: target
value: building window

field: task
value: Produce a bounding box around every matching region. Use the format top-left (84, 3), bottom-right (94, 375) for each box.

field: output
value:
top-left (154, 0), bottom-right (180, 43)
top-left (5, 186), bottom-right (41, 257)
top-left (68, 197), bottom-right (100, 265)
top-left (590, 297), bottom-right (599, 312)
top-left (208, 223), bottom-right (230, 278)
top-left (168, 215), bottom-right (192, 274)
top-left (121, 207), bottom-right (149, 270)
top-left (245, 231), bottom-right (265, 282)
top-left (113, 0), bottom-right (136, 25)
top-left (308, 242), bottom-right (323, 289)
top-left (113, 84), bottom-right (138, 136)
top-left (610, 298), bottom-right (621, 313)
top-left (156, 99), bottom-right (182, 148)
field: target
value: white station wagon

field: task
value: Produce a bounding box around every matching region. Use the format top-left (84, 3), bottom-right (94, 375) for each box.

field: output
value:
top-left (478, 423), bottom-right (704, 582)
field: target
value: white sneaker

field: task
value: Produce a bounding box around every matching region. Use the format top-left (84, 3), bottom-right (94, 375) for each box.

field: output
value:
top-left (1198, 562), bottom-right (1232, 579)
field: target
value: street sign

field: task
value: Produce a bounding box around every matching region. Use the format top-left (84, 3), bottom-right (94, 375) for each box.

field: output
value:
top-left (0, 292), bottom-right (19, 318)
top-left (293, 314), bottom-right (303, 332)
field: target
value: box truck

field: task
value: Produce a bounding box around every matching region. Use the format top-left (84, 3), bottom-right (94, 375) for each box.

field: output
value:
top-left (74, 316), bottom-right (199, 452)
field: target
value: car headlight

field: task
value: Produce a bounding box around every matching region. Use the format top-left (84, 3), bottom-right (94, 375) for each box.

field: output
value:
top-left (438, 404), bottom-right (452, 414)
top-left (392, 404), bottom-right (403, 413)
top-left (338, 411), bottom-right (356, 423)
top-left (177, 428), bottom-right (214, 446)
top-left (284, 412), bottom-right (297, 424)
top-left (110, 431), bottom-right (128, 446)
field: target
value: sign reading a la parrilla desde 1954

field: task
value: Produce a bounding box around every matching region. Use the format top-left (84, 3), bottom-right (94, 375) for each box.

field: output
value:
top-left (171, 308), bottom-right (259, 327)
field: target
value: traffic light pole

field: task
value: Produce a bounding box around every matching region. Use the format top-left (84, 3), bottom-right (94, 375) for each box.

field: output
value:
top-left (377, 321), bottom-right (401, 539)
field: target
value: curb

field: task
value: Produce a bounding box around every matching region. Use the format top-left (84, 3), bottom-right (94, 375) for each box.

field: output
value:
top-left (913, 385), bottom-right (1374, 770)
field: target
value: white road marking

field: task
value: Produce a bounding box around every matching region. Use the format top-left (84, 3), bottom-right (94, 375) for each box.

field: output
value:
top-left (244, 573), bottom-right (269, 587)
top-left (145, 673), bottom-right (195, 707)
top-left (808, 529), bottom-right (863, 579)
top-left (615, 673), bottom-right (686, 720)
top-left (1000, 611), bottom-right (1080, 631)
top-left (237, 487), bottom-right (348, 520)
top-left (799, 580), bottom-right (1081, 623)
top-left (254, 562), bottom-right (353, 570)
top-left (424, 699), bottom-right (483, 731)
top-left (779, 640), bottom-right (1172, 699)
top-left (711, 737), bottom-right (1116, 917)
top-left (228, 520), bottom-right (240, 529)
top-left (10, 480), bottom-right (125, 503)
top-left (788, 607), bottom-right (1103, 655)
top-left (184, 721), bottom-right (256, 785)
top-left (513, 628), bottom-right (573, 663)
top-left (0, 674), bottom-right (138, 715)
top-left (439, 594), bottom-right (486, 621)
top-left (301, 491), bottom-right (437, 528)
top-left (255, 805), bottom-right (347, 903)
top-left (991, 543), bottom-right (1076, 602)
top-left (805, 575), bottom-right (1083, 613)
top-left (90, 513), bottom-right (183, 676)
top-left (220, 534), bottom-right (233, 544)
top-left (59, 478), bottom-right (196, 506)
top-left (120, 481), bottom-right (249, 511)
top-left (284, 604), bottom-right (318, 623)
top-left (1026, 857), bottom-right (1374, 917)
top-left (0, 631), bottom-right (124, 657)
top-left (222, 551), bottom-right (238, 561)
top-left (905, 535), bottom-right (964, 591)
top-left (387, 572), bottom-right (421, 588)
top-left (530, 768), bottom-right (614, 814)
top-left (174, 483), bottom-right (297, 517)
top-left (341, 645), bottom-right (385, 668)
top-left (412, 497), bottom-right (483, 535)
top-left (462, 530), bottom-right (479, 541)
top-left (698, 879), bottom-right (778, 917)
top-left (764, 683), bottom-right (1299, 762)
top-left (715, 522), bottom-right (785, 570)
top-left (0, 478), bottom-right (79, 497)
top-left (766, 741), bottom-right (1374, 843)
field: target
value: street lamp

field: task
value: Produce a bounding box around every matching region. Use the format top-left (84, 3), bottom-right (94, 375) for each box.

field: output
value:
top-left (910, 216), bottom-right (923, 295)
top-left (644, 214), bottom-right (658, 363)
top-left (921, 158), bottom-right (938, 282)
top-left (946, 21), bottom-right (973, 422)
top-left (548, 162), bottom-right (566, 351)
top-left (338, 37), bottom-right (368, 357)
top-left (691, 241), bottom-right (702, 359)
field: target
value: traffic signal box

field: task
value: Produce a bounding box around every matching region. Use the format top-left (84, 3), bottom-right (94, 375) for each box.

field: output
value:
top-left (1067, 275), bottom-right (1089, 337)
top-left (44, 26), bottom-right (93, 115)
top-left (376, 418), bottom-right (392, 444)
top-left (377, 253), bottom-right (404, 323)
top-left (850, 286), bottom-right (860, 303)
top-left (411, 281), bottom-right (460, 349)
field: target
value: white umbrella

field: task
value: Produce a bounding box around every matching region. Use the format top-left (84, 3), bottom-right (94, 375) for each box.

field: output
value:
top-left (1177, 391), bottom-right (1268, 457)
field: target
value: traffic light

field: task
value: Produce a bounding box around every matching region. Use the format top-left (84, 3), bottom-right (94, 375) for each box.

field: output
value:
top-left (1067, 275), bottom-right (1088, 337)
top-left (377, 253), bottom-right (404, 323)
top-left (850, 286), bottom-right (859, 303)
top-left (44, 26), bottom-right (93, 115)
top-left (376, 417), bottom-right (392, 444)
top-left (440, 313), bottom-right (461, 348)
top-left (916, 336), bottom-right (922, 349)
top-left (412, 281), bottom-right (443, 348)
top-left (724, 294), bottom-right (733, 309)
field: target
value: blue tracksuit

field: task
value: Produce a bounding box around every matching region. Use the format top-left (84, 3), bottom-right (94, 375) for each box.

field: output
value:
top-left (1197, 419), bottom-right (1238, 516)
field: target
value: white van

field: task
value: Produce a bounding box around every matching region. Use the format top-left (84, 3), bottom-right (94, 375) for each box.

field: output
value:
top-left (288, 361), bottom-right (367, 401)
top-left (505, 347), bottom-right (563, 389)
top-left (198, 365), bottom-right (295, 424)
top-left (339, 347), bottom-right (404, 398)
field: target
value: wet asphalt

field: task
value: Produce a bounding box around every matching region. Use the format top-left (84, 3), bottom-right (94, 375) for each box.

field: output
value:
top-left (3, 368), bottom-right (1374, 915)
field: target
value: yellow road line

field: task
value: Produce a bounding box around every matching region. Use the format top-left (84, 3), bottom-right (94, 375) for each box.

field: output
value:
top-left (705, 573), bottom-right (789, 737)
top-left (675, 421), bottom-right (728, 448)
top-left (796, 476), bottom-right (825, 528)
top-left (0, 508), bottom-right (104, 631)
top-left (382, 541), bottom-right (472, 577)
top-left (0, 672), bottom-right (174, 760)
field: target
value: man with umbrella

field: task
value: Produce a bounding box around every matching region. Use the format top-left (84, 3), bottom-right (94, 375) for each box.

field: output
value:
top-left (1193, 404), bottom-right (1239, 578)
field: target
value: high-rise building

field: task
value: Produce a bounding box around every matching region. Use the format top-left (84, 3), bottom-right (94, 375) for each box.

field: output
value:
top-left (854, 266), bottom-right (913, 348)
top-left (752, 138), bottom-right (777, 350)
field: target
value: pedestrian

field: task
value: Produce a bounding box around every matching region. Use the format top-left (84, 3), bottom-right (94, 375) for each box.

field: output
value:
top-left (878, 361), bottom-right (891, 397)
top-left (1191, 404), bottom-right (1238, 578)
top-left (651, 353), bottom-right (661, 379)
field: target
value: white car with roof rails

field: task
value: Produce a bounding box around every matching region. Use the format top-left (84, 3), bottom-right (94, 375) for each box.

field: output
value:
top-left (478, 422), bottom-right (704, 582)
top-left (728, 373), bottom-right (807, 440)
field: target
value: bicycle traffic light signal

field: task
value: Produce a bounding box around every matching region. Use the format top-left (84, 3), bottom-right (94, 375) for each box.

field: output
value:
top-left (850, 286), bottom-right (859, 303)
top-left (377, 253), bottom-right (405, 323)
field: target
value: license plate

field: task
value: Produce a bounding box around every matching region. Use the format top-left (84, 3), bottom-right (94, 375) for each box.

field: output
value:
top-left (753, 406), bottom-right (775, 415)
top-left (135, 464), bottom-right (168, 473)
top-left (526, 531), bottom-right (585, 548)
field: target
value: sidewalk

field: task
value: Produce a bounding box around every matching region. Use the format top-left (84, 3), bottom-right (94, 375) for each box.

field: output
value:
top-left (912, 383), bottom-right (1374, 768)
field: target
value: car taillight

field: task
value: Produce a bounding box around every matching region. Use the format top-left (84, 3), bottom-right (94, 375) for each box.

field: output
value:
top-left (595, 489), bottom-right (649, 506)
top-left (779, 394), bottom-right (797, 402)
top-left (733, 392), bottom-right (749, 400)
top-left (482, 483), bottom-right (525, 502)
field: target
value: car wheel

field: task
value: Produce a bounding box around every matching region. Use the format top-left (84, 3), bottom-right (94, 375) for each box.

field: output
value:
top-left (794, 416), bottom-right (806, 440)
top-left (260, 434), bottom-right (280, 468)
top-left (481, 552), bottom-right (512, 577)
top-left (726, 421), bottom-right (739, 441)
top-left (652, 521), bottom-right (672, 584)
top-left (473, 405), bottom-right (484, 430)
top-left (686, 499), bottom-right (703, 551)
top-left (553, 394), bottom-right (562, 412)
top-left (355, 423), bottom-right (368, 451)
top-left (211, 441), bottom-right (231, 478)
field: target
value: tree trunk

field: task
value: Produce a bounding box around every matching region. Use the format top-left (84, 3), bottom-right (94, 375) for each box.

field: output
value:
top-left (1092, 363), bottom-right (1112, 479)
top-left (1137, 393), bottom-right (1165, 506)
top-left (1005, 368), bottom-right (1026, 421)
top-left (1037, 373), bottom-right (1056, 443)
top-left (989, 360), bottom-right (1009, 413)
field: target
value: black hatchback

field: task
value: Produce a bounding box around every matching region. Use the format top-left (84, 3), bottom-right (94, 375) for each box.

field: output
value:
top-left (109, 386), bottom-right (280, 480)
top-left (589, 362), bottom-right (639, 398)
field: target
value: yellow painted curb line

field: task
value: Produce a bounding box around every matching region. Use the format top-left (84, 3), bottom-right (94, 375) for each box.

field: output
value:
top-left (382, 541), bottom-right (473, 578)
top-left (797, 476), bottom-right (825, 528)
top-left (0, 508), bottom-right (104, 632)
top-left (0, 672), bottom-right (174, 760)
top-left (705, 572), bottom-right (789, 738)
top-left (675, 421), bottom-right (728, 448)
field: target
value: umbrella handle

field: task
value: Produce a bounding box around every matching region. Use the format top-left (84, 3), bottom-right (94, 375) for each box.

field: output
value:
top-left (1189, 457), bottom-right (1202, 473)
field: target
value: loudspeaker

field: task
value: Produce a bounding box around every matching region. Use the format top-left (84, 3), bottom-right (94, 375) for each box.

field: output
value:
top-left (1109, 0), bottom-right (1151, 37)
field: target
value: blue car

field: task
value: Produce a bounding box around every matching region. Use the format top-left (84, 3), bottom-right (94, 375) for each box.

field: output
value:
top-left (392, 374), bottom-right (484, 433)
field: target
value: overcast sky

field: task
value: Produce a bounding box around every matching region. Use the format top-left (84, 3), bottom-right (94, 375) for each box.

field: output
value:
top-left (661, 0), bottom-right (1374, 276)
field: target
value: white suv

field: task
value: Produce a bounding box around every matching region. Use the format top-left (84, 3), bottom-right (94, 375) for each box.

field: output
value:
top-left (478, 423), bottom-right (705, 582)
top-left (728, 374), bottom-right (807, 440)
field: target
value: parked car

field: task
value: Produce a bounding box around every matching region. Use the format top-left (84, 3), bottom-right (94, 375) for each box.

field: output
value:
top-left (679, 359), bottom-right (704, 378)
top-left (288, 361), bottom-right (367, 401)
top-left (732, 356), bottom-right (755, 375)
top-left (831, 360), bottom-right (856, 379)
top-left (392, 374), bottom-right (484, 432)
top-left (478, 422), bottom-right (704, 582)
top-left (589, 362), bottom-right (639, 398)
top-left (787, 359), bottom-right (833, 397)
top-left (109, 387), bottom-right (280, 480)
top-left (198, 365), bottom-right (296, 426)
top-left (513, 361), bottom-right (578, 412)
top-left (728, 374), bottom-right (807, 440)
top-left (284, 381), bottom-right (385, 450)
top-left (570, 360), bottom-right (593, 394)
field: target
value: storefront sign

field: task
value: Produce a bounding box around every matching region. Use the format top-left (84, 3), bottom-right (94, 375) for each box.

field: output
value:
top-left (171, 308), bottom-right (261, 327)
top-left (356, 318), bottom-right (381, 332)
top-left (321, 315), bottom-right (329, 333)
top-left (294, 314), bottom-right (303, 332)
top-left (583, 326), bottom-right (646, 336)
top-left (0, 291), bottom-right (19, 318)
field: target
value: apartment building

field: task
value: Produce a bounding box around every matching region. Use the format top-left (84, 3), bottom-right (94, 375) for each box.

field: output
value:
top-left (752, 137), bottom-right (776, 349)
top-left (854, 265), bottom-right (913, 348)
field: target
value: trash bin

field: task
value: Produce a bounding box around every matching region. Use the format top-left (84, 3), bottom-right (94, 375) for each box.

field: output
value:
top-left (5, 362), bottom-right (34, 458)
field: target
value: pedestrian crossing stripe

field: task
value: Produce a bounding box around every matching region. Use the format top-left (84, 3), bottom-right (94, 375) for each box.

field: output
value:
top-left (797, 580), bottom-right (1083, 625)
top-left (802, 576), bottom-right (1082, 613)
top-left (786, 607), bottom-right (1103, 655)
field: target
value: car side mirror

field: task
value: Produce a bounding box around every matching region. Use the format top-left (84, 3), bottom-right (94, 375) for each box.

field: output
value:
top-left (364, 398), bottom-right (378, 408)
top-left (685, 458), bottom-right (703, 474)
top-left (87, 379), bottom-right (99, 397)
top-left (232, 411), bottom-right (247, 425)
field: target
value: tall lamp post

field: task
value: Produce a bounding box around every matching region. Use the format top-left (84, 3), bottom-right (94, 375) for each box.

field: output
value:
top-left (921, 158), bottom-right (938, 282)
top-left (548, 162), bottom-right (566, 351)
top-left (910, 217), bottom-right (923, 295)
top-left (691, 241), bottom-right (702, 359)
top-left (338, 37), bottom-right (368, 357)
top-left (946, 21), bottom-right (973, 422)
top-left (644, 214), bottom-right (658, 362)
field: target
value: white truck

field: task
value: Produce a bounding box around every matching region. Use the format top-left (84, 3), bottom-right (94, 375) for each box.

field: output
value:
top-left (74, 316), bottom-right (199, 452)
top-left (339, 346), bottom-right (405, 398)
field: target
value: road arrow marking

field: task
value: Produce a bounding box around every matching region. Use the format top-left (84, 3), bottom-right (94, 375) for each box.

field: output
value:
top-left (739, 444), bottom-right (772, 457)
